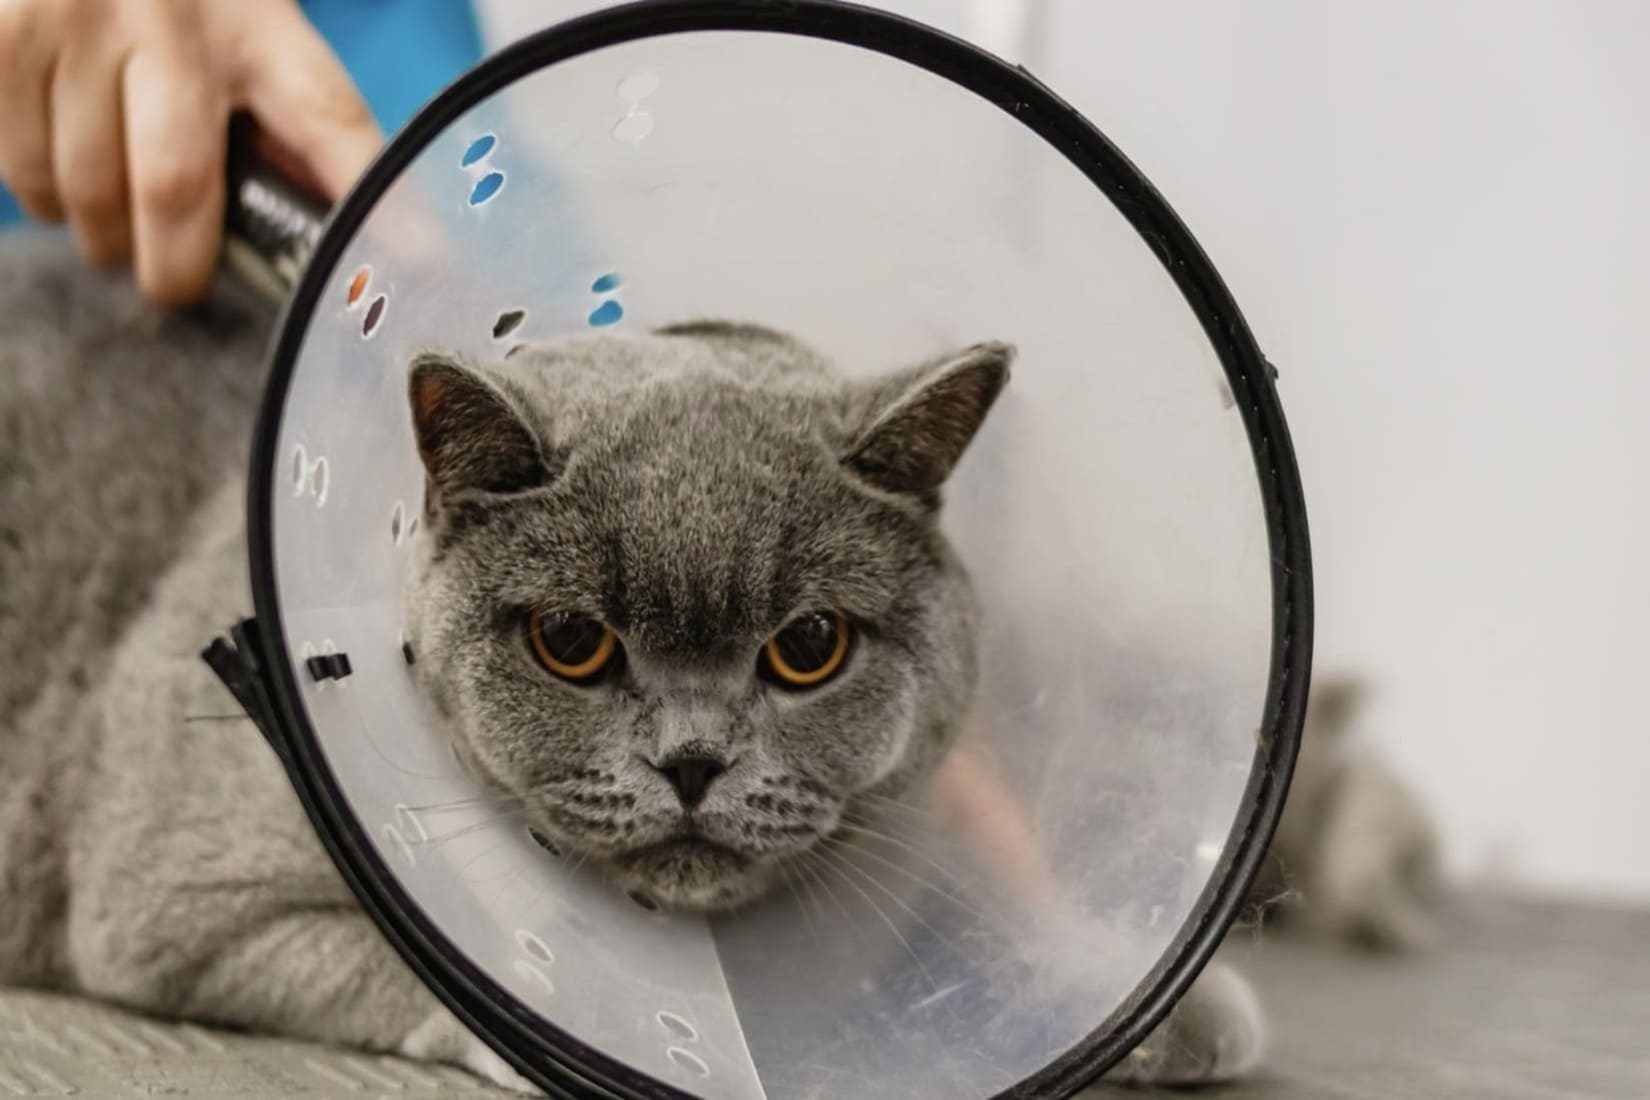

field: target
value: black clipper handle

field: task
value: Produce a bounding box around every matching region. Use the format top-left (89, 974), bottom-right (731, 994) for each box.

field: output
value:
top-left (223, 116), bottom-right (329, 302)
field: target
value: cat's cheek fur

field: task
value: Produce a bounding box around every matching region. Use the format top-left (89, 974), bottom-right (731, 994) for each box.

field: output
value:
top-left (765, 649), bottom-right (918, 792)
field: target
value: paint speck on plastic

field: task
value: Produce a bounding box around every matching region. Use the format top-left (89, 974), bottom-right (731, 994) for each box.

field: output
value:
top-left (588, 300), bottom-right (624, 327)
top-left (493, 309), bottom-right (526, 339)
top-left (362, 294), bottom-right (387, 337)
top-left (468, 171), bottom-right (505, 206)
top-left (460, 133), bottom-right (496, 167)
top-left (346, 266), bottom-right (370, 307)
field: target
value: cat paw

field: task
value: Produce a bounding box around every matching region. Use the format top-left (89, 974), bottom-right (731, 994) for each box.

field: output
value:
top-left (399, 1008), bottom-right (542, 1094)
top-left (1104, 962), bottom-right (1266, 1087)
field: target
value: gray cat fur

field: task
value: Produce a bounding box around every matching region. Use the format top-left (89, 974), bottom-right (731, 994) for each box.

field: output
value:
top-left (402, 323), bottom-right (1006, 912)
top-left (0, 233), bottom-right (1435, 1091)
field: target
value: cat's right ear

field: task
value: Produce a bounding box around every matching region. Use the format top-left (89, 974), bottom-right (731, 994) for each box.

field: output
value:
top-left (844, 341), bottom-right (1014, 509)
top-left (408, 353), bottom-right (549, 497)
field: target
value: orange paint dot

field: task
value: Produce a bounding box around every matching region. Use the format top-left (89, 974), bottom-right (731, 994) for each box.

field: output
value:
top-left (347, 267), bottom-right (371, 306)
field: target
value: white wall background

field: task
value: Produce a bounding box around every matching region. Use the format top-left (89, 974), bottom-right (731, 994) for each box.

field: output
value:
top-left (474, 1), bottom-right (1650, 903)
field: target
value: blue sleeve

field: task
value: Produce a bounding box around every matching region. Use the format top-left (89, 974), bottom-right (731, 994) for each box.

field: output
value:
top-left (299, 0), bottom-right (484, 136)
top-left (0, 0), bottom-right (485, 228)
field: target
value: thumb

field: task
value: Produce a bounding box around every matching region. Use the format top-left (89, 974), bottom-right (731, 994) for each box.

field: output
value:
top-left (229, 1), bottom-right (383, 202)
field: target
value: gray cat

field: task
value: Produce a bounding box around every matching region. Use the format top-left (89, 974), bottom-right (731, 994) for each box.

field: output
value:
top-left (0, 233), bottom-right (1434, 1092)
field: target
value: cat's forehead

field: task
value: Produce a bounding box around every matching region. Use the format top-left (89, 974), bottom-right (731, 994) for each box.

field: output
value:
top-left (505, 332), bottom-right (847, 466)
top-left (504, 329), bottom-right (842, 416)
top-left (545, 402), bottom-right (898, 648)
top-left (576, 378), bottom-right (854, 567)
top-left (594, 470), bottom-right (902, 654)
top-left (485, 330), bottom-right (915, 643)
top-left (529, 444), bottom-right (889, 653)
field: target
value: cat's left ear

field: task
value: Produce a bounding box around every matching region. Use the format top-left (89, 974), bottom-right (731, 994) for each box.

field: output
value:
top-left (845, 341), bottom-right (1014, 508)
top-left (407, 352), bottom-right (550, 498)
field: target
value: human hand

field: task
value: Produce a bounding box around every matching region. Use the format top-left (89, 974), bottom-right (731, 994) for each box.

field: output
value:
top-left (930, 713), bottom-right (1063, 912)
top-left (0, 0), bottom-right (381, 304)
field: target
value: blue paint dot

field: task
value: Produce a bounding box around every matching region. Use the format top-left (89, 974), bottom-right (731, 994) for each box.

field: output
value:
top-left (590, 272), bottom-right (623, 294)
top-left (468, 171), bottom-right (505, 207)
top-left (460, 133), bottom-right (496, 167)
top-left (588, 300), bottom-right (624, 327)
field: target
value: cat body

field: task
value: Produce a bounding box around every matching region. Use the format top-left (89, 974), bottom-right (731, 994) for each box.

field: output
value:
top-left (0, 235), bottom-right (541, 1082)
top-left (0, 234), bottom-right (1432, 1091)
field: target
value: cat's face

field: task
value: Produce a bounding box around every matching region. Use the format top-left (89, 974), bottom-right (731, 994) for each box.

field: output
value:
top-left (404, 324), bottom-right (1010, 910)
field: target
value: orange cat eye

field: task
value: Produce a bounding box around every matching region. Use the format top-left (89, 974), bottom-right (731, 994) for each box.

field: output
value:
top-left (761, 611), bottom-right (851, 689)
top-left (528, 609), bottom-right (620, 684)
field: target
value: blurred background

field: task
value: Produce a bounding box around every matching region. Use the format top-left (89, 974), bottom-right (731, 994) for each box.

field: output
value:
top-left (483, 0), bottom-right (1650, 905)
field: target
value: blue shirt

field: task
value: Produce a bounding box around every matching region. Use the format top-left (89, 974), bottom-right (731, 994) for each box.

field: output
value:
top-left (0, 0), bottom-right (484, 226)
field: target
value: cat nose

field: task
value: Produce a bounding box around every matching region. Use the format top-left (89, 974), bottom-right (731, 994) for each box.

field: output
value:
top-left (655, 753), bottom-right (726, 807)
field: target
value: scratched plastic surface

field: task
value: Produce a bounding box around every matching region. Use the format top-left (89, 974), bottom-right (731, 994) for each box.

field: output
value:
top-left (266, 28), bottom-right (1272, 1100)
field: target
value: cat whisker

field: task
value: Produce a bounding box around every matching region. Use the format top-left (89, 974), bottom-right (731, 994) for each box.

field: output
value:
top-left (838, 821), bottom-right (976, 890)
top-left (851, 791), bottom-right (941, 824)
top-left (354, 726), bottom-right (463, 781)
top-left (793, 863), bottom-right (831, 941)
top-left (455, 837), bottom-right (511, 879)
top-left (806, 847), bottom-right (935, 987)
top-left (795, 851), bottom-right (853, 926)
top-left (493, 863), bottom-right (547, 909)
top-left (774, 860), bottom-right (822, 949)
top-left (417, 811), bottom-right (524, 850)
top-left (836, 817), bottom-right (999, 900)
top-left (471, 855), bottom-right (541, 892)
top-left (819, 843), bottom-right (958, 962)
top-left (827, 834), bottom-right (987, 921)
top-left (403, 793), bottom-right (522, 815)
top-left (562, 842), bottom-right (597, 876)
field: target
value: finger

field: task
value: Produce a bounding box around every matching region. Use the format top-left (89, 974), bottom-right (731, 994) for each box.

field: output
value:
top-left (123, 47), bottom-right (228, 305)
top-left (249, 126), bottom-right (328, 201)
top-left (50, 39), bottom-right (132, 266)
top-left (232, 2), bottom-right (381, 202)
top-left (0, 3), bottom-right (63, 219)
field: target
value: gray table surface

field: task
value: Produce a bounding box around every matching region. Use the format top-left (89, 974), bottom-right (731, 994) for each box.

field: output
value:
top-left (1118, 894), bottom-right (1650, 1099)
top-left (2, 894), bottom-right (1644, 1098)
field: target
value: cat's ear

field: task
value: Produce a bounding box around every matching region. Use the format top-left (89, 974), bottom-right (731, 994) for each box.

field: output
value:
top-left (408, 352), bottom-right (549, 497)
top-left (844, 341), bottom-right (1014, 507)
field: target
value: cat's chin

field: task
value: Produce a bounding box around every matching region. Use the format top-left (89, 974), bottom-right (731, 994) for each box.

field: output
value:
top-left (607, 838), bottom-right (777, 913)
